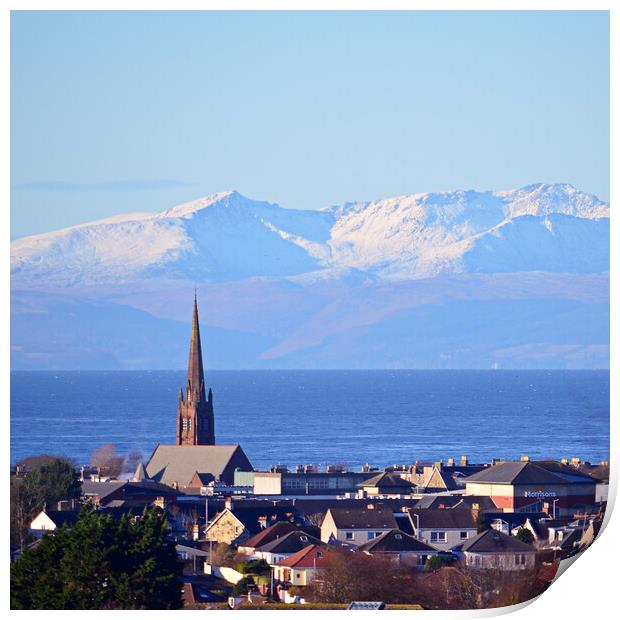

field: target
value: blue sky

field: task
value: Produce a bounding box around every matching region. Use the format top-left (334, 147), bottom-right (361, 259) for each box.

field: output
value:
top-left (10, 10), bottom-right (609, 239)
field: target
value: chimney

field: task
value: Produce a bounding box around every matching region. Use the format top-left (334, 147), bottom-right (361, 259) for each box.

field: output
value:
top-left (520, 455), bottom-right (529, 462)
top-left (225, 497), bottom-right (234, 511)
top-left (561, 458), bottom-right (568, 465)
top-left (571, 457), bottom-right (580, 465)
top-left (434, 461), bottom-right (442, 471)
top-left (471, 503), bottom-right (480, 521)
top-left (460, 455), bottom-right (468, 466)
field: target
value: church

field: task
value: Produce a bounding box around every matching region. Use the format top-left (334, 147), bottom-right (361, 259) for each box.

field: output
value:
top-left (143, 295), bottom-right (253, 488)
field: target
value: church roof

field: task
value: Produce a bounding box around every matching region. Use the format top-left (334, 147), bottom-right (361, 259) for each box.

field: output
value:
top-left (132, 462), bottom-right (148, 482)
top-left (144, 444), bottom-right (251, 487)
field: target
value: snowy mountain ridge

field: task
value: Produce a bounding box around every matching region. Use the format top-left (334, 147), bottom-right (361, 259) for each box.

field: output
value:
top-left (11, 183), bottom-right (609, 289)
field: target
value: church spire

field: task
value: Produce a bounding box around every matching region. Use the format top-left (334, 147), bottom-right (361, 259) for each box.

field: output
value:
top-left (177, 292), bottom-right (215, 446)
top-left (187, 291), bottom-right (206, 402)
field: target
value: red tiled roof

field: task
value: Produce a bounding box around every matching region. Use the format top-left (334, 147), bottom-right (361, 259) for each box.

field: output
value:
top-left (242, 521), bottom-right (300, 549)
top-left (274, 544), bottom-right (332, 569)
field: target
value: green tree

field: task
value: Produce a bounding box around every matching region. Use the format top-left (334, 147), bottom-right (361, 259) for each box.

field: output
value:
top-left (231, 575), bottom-right (256, 597)
top-left (11, 507), bottom-right (182, 610)
top-left (515, 528), bottom-right (534, 545)
top-left (425, 554), bottom-right (456, 571)
top-left (10, 457), bottom-right (81, 549)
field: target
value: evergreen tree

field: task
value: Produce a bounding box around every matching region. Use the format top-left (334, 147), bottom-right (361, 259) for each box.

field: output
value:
top-left (515, 528), bottom-right (535, 545)
top-left (11, 507), bottom-right (182, 610)
top-left (10, 457), bottom-right (81, 549)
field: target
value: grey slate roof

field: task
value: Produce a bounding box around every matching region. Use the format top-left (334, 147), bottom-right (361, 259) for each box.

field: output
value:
top-left (358, 529), bottom-right (438, 553)
top-left (145, 444), bottom-right (252, 487)
top-left (256, 530), bottom-right (323, 554)
top-left (459, 529), bottom-right (535, 553)
top-left (328, 507), bottom-right (397, 530)
top-left (357, 472), bottom-right (415, 490)
top-left (465, 461), bottom-right (595, 485)
top-left (43, 510), bottom-right (80, 528)
top-left (409, 509), bottom-right (477, 530)
top-left (81, 480), bottom-right (126, 500)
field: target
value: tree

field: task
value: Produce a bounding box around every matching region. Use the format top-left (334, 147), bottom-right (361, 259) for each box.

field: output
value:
top-left (10, 507), bottom-right (183, 609)
top-left (231, 576), bottom-right (256, 597)
top-left (91, 444), bottom-right (125, 478)
top-left (10, 457), bottom-right (81, 549)
top-left (305, 512), bottom-right (325, 528)
top-left (425, 554), bottom-right (456, 571)
top-left (515, 528), bottom-right (534, 545)
top-left (16, 454), bottom-right (75, 470)
top-left (305, 550), bottom-right (418, 604)
top-left (124, 451), bottom-right (144, 474)
top-left (29, 458), bottom-right (81, 507)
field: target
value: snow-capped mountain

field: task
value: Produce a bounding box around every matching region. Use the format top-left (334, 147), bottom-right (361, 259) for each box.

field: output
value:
top-left (10, 183), bottom-right (609, 289)
top-left (10, 184), bottom-right (610, 370)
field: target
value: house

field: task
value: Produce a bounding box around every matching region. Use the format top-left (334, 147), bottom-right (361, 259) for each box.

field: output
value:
top-left (237, 520), bottom-right (302, 556)
top-left (320, 507), bottom-right (397, 545)
top-left (578, 517), bottom-right (604, 551)
top-left (357, 472), bottom-right (416, 496)
top-left (454, 529), bottom-right (536, 570)
top-left (413, 495), bottom-right (497, 512)
top-left (81, 479), bottom-right (178, 508)
top-left (464, 460), bottom-right (597, 516)
top-left (29, 509), bottom-right (80, 539)
top-left (408, 509), bottom-right (477, 550)
top-left (253, 530), bottom-right (324, 564)
top-left (422, 466), bottom-right (459, 493)
top-left (358, 529), bottom-right (440, 568)
top-left (272, 544), bottom-right (334, 589)
top-left (251, 469), bottom-right (376, 496)
top-left (145, 444), bottom-right (253, 488)
top-left (205, 506), bottom-right (297, 545)
top-left (420, 459), bottom-right (487, 492)
top-left (483, 512), bottom-right (550, 536)
top-left (187, 472), bottom-right (216, 489)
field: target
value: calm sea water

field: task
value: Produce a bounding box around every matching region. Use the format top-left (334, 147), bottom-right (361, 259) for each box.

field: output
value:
top-left (10, 370), bottom-right (610, 470)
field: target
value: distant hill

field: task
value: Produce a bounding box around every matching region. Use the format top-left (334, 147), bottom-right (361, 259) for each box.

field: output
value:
top-left (10, 184), bottom-right (609, 370)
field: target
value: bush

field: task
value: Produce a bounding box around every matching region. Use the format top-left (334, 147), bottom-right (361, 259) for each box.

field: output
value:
top-left (231, 576), bottom-right (256, 597)
top-left (425, 554), bottom-right (455, 571)
top-left (515, 528), bottom-right (535, 545)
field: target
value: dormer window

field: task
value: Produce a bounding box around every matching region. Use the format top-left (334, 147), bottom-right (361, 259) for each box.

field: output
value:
top-left (300, 535), bottom-right (308, 542)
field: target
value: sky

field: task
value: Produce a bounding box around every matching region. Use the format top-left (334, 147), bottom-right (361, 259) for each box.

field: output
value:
top-left (10, 10), bottom-right (610, 239)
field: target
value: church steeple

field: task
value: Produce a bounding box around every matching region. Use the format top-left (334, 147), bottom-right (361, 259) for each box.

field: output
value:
top-left (177, 293), bottom-right (215, 446)
top-left (186, 291), bottom-right (206, 403)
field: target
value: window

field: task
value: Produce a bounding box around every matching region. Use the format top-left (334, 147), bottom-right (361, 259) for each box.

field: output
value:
top-left (430, 532), bottom-right (447, 543)
top-left (475, 556), bottom-right (481, 567)
top-left (316, 551), bottom-right (323, 558)
top-left (345, 531), bottom-right (354, 540)
top-left (296, 573), bottom-right (301, 579)
top-left (395, 533), bottom-right (402, 540)
top-left (300, 535), bottom-right (308, 542)
top-left (368, 531), bottom-right (382, 539)
top-left (460, 531), bottom-right (468, 540)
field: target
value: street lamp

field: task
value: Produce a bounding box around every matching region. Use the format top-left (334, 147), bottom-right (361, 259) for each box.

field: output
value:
top-left (413, 513), bottom-right (420, 540)
top-left (552, 498), bottom-right (559, 520)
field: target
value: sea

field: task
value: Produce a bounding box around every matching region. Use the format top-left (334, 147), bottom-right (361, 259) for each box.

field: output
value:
top-left (10, 370), bottom-right (610, 470)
